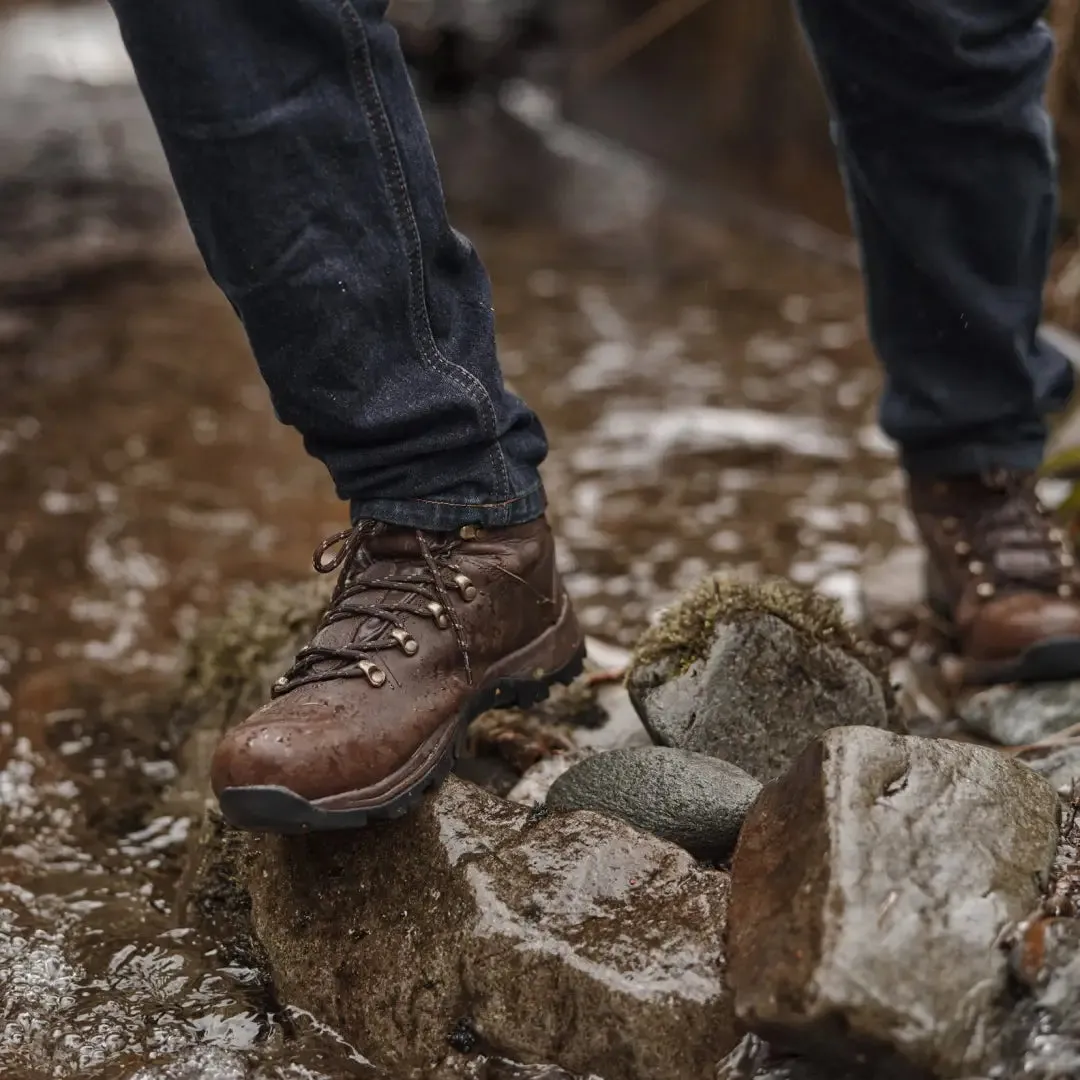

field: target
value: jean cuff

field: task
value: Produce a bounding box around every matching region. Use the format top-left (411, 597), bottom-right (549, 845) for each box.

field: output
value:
top-left (901, 438), bottom-right (1046, 477)
top-left (350, 484), bottom-right (547, 531)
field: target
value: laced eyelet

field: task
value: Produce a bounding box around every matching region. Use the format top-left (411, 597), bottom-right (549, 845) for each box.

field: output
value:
top-left (975, 581), bottom-right (996, 599)
top-left (1060, 583), bottom-right (1075, 599)
top-left (954, 540), bottom-right (971, 557)
top-left (391, 628), bottom-right (419, 655)
top-left (356, 660), bottom-right (386, 686)
top-left (967, 560), bottom-right (985, 576)
top-left (453, 573), bottom-right (478, 601)
top-left (426, 601), bottom-right (450, 629)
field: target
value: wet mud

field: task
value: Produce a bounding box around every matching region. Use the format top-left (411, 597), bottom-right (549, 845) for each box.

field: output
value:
top-left (0, 4), bottom-right (907, 1077)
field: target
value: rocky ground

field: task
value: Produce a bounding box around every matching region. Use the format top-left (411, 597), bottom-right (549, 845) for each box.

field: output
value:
top-left (167, 573), bottom-right (1080, 1080)
top-left (9, 2), bottom-right (1080, 1078)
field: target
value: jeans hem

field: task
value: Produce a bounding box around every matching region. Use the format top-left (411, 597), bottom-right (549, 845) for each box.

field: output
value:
top-left (901, 439), bottom-right (1046, 477)
top-left (350, 486), bottom-right (547, 531)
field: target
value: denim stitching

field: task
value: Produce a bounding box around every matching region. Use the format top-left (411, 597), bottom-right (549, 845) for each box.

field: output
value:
top-left (338, 0), bottom-right (513, 504)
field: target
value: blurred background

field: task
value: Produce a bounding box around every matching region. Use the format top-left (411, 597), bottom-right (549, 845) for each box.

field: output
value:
top-left (3, 1), bottom-right (1080, 1077)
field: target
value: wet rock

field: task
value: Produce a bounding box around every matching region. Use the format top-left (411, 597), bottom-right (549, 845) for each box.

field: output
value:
top-left (545, 746), bottom-right (761, 861)
top-left (959, 681), bottom-right (1080, 746)
top-left (627, 577), bottom-right (892, 782)
top-left (229, 776), bottom-right (736, 1080)
top-left (728, 726), bottom-right (1060, 1079)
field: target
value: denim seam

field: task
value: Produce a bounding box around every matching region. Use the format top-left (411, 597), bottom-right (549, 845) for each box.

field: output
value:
top-left (350, 490), bottom-right (546, 530)
top-left (412, 486), bottom-right (544, 509)
top-left (338, 0), bottom-right (513, 504)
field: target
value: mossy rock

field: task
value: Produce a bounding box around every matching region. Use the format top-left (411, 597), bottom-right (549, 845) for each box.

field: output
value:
top-left (179, 578), bottom-right (331, 722)
top-left (632, 575), bottom-right (888, 688)
top-left (627, 576), bottom-right (896, 782)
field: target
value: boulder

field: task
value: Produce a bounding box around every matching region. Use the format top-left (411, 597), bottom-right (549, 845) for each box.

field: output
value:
top-left (223, 776), bottom-right (737, 1080)
top-left (627, 577), bottom-right (893, 782)
top-left (545, 746), bottom-right (761, 861)
top-left (728, 726), bottom-right (1060, 1079)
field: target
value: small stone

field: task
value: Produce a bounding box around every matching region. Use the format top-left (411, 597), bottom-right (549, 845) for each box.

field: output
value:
top-left (627, 577), bottom-right (892, 782)
top-left (546, 746), bottom-right (762, 861)
top-left (959, 682), bottom-right (1080, 746)
top-left (728, 726), bottom-right (1060, 1079)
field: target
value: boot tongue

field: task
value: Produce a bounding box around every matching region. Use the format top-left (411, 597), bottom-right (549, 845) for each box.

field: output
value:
top-left (364, 526), bottom-right (456, 559)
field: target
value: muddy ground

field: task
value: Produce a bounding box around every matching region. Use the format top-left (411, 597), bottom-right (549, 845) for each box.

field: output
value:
top-left (0, 4), bottom-right (916, 1078)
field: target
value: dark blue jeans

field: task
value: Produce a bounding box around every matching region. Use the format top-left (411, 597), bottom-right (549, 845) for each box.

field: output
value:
top-left (108, 0), bottom-right (1072, 530)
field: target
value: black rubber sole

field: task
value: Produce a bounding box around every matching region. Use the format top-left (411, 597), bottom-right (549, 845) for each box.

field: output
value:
top-left (216, 642), bottom-right (587, 834)
top-left (960, 636), bottom-right (1080, 686)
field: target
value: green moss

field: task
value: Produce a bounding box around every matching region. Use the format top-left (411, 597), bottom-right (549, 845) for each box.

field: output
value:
top-left (180, 578), bottom-right (331, 716)
top-left (632, 575), bottom-right (887, 687)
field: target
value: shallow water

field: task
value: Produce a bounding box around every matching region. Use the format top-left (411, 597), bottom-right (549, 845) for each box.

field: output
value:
top-left (0, 4), bottom-right (909, 1077)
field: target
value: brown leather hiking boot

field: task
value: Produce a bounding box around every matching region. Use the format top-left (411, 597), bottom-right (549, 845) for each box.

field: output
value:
top-left (909, 471), bottom-right (1080, 685)
top-left (211, 517), bottom-right (585, 832)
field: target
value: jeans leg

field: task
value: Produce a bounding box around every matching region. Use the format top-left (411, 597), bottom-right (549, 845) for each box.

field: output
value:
top-left (107, 0), bottom-right (548, 529)
top-left (794, 0), bottom-right (1073, 475)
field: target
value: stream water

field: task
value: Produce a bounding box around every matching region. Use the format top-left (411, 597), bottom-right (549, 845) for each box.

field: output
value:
top-left (0, 4), bottom-right (910, 1077)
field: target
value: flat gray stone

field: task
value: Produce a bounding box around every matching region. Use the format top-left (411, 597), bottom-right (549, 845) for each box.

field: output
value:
top-left (728, 726), bottom-right (1060, 1079)
top-left (959, 682), bottom-right (1080, 747)
top-left (546, 746), bottom-right (762, 861)
top-left (629, 595), bottom-right (891, 782)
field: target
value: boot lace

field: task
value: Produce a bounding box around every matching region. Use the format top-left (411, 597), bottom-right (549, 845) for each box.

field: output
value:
top-left (941, 472), bottom-right (1077, 600)
top-left (272, 522), bottom-right (476, 696)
